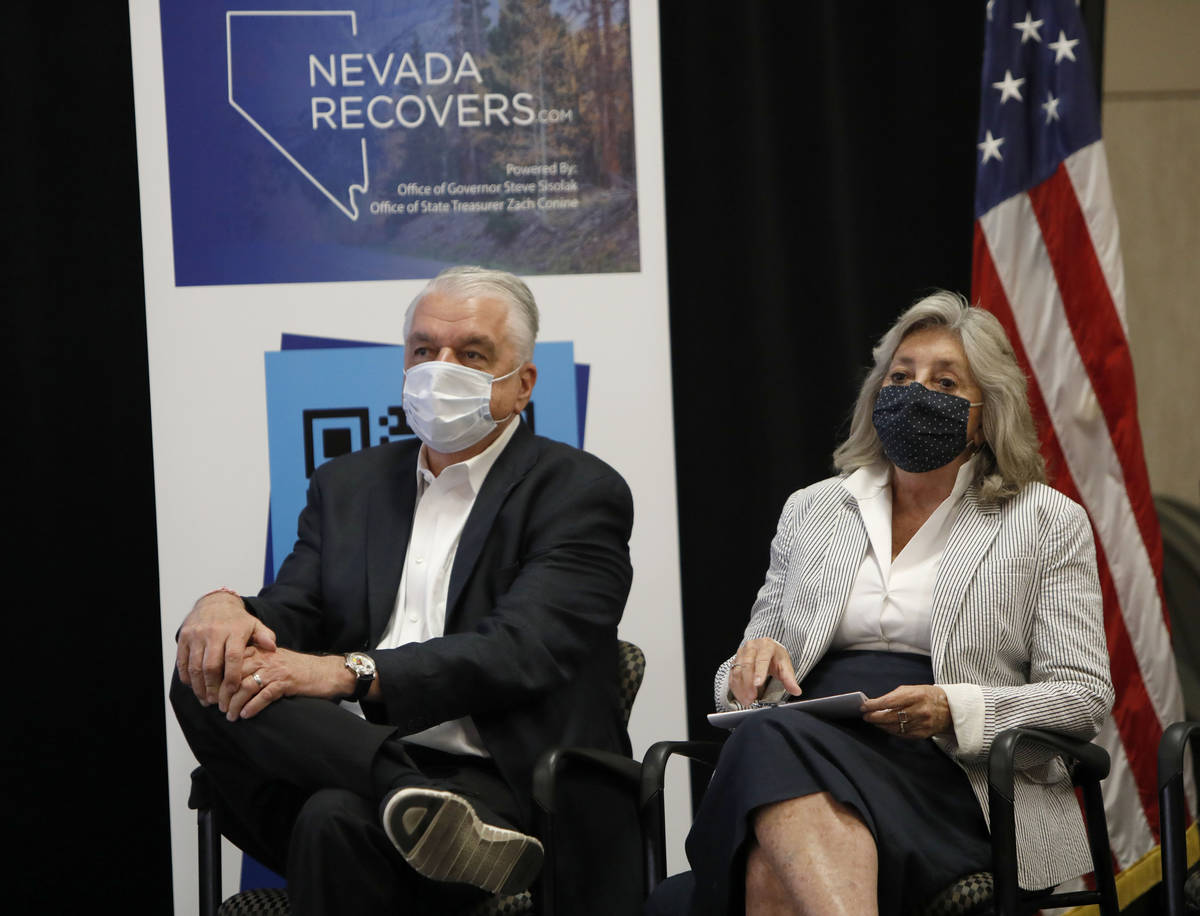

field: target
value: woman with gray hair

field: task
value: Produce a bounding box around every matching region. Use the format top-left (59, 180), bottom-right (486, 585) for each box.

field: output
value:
top-left (662, 291), bottom-right (1113, 915)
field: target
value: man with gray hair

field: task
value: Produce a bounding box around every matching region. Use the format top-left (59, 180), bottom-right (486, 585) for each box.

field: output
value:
top-left (172, 266), bottom-right (635, 914)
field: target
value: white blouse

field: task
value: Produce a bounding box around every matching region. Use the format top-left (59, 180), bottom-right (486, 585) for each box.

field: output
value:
top-left (832, 459), bottom-right (973, 654)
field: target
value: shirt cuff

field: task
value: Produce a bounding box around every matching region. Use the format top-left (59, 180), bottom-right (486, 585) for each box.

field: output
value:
top-left (719, 638), bottom-right (792, 708)
top-left (939, 682), bottom-right (985, 757)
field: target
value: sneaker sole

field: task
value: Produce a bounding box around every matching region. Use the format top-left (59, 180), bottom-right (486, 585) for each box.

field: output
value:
top-left (382, 787), bottom-right (544, 896)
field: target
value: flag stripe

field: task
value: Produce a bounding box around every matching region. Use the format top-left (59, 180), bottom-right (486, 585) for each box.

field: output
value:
top-left (1062, 143), bottom-right (1129, 333)
top-left (1061, 144), bottom-right (1173, 641)
top-left (1093, 534), bottom-right (1163, 841)
top-left (1026, 156), bottom-right (1165, 587)
top-left (972, 228), bottom-right (1162, 856)
top-left (1094, 718), bottom-right (1158, 868)
top-left (977, 194), bottom-right (1180, 732)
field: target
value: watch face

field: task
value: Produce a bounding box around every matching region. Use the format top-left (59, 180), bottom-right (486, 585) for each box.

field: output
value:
top-left (346, 652), bottom-right (376, 677)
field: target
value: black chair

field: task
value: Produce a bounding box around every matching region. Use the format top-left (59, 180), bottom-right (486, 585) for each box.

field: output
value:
top-left (1156, 496), bottom-right (1200, 915)
top-left (641, 726), bottom-right (1119, 916)
top-left (1155, 496), bottom-right (1200, 722)
top-left (190, 639), bottom-right (647, 916)
top-left (1159, 720), bottom-right (1200, 916)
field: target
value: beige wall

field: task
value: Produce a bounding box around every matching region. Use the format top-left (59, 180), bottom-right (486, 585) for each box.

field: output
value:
top-left (1103, 0), bottom-right (1200, 503)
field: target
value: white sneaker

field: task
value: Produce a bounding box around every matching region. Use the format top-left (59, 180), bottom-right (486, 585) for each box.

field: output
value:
top-left (381, 787), bottom-right (544, 896)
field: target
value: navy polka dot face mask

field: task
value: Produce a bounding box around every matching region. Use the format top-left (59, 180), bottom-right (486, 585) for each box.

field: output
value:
top-left (871, 384), bottom-right (982, 473)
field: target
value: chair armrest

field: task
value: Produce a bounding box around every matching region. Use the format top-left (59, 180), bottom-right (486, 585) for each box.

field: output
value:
top-left (639, 740), bottom-right (724, 895)
top-left (1159, 721), bottom-right (1200, 916)
top-left (532, 746), bottom-right (641, 816)
top-left (1159, 720), bottom-right (1200, 791)
top-left (988, 728), bottom-right (1109, 803)
top-left (640, 740), bottom-right (724, 808)
top-left (988, 728), bottom-right (1114, 916)
top-left (531, 746), bottom-right (641, 916)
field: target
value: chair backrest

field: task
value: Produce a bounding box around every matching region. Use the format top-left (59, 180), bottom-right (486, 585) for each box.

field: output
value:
top-left (1159, 720), bottom-right (1200, 916)
top-left (616, 640), bottom-right (645, 726)
top-left (1156, 496), bottom-right (1200, 717)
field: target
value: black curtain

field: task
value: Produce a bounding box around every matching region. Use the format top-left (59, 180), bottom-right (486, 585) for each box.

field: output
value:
top-left (7, 4), bottom-right (170, 910)
top-left (661, 2), bottom-right (985, 807)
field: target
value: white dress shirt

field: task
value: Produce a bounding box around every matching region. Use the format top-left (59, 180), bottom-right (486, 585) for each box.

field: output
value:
top-left (372, 415), bottom-right (523, 757)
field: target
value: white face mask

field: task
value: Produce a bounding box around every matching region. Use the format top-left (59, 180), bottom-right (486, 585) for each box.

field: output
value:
top-left (401, 360), bottom-right (522, 454)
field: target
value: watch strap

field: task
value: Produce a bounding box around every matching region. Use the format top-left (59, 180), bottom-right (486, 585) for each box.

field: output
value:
top-left (344, 653), bottom-right (375, 701)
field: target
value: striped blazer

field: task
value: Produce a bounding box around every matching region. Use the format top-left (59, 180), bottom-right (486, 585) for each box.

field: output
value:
top-left (714, 475), bottom-right (1114, 890)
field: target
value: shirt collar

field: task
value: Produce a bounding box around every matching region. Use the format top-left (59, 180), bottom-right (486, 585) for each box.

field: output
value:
top-left (842, 461), bottom-right (891, 501)
top-left (842, 454), bottom-right (978, 503)
top-left (947, 454), bottom-right (978, 503)
top-left (416, 415), bottom-right (522, 494)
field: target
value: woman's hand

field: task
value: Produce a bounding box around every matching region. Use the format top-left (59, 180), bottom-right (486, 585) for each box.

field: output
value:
top-left (729, 638), bottom-right (803, 707)
top-left (861, 684), bottom-right (952, 739)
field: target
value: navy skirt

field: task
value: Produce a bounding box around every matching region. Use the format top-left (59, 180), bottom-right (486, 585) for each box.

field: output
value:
top-left (678, 650), bottom-right (991, 916)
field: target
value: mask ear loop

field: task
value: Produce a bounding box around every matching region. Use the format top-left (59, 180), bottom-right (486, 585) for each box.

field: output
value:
top-left (966, 401), bottom-right (985, 454)
top-left (490, 362), bottom-right (527, 425)
top-left (489, 361), bottom-right (525, 384)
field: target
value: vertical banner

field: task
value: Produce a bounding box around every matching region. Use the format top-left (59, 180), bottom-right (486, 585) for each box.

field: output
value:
top-left (128, 0), bottom-right (687, 909)
top-left (971, 0), bottom-right (1186, 904)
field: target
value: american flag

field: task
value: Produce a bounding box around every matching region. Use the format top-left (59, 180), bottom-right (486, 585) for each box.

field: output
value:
top-left (970, 0), bottom-right (1185, 893)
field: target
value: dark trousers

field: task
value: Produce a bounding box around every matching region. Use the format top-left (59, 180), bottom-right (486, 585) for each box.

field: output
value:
top-left (170, 673), bottom-right (524, 916)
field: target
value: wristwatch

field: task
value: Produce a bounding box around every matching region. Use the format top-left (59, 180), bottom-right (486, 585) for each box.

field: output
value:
top-left (343, 651), bottom-right (377, 701)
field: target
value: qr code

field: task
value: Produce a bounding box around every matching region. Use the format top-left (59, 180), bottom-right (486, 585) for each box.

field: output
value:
top-left (302, 403), bottom-right (535, 477)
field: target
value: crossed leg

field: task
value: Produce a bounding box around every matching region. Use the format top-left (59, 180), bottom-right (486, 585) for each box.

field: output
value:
top-left (170, 672), bottom-right (521, 915)
top-left (745, 792), bottom-right (878, 916)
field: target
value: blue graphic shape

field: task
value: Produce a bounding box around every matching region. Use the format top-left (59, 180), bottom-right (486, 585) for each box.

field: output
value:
top-left (280, 332), bottom-right (389, 350)
top-left (240, 856), bottom-right (286, 892)
top-left (264, 341), bottom-right (579, 579)
top-left (227, 11), bottom-right (368, 221)
top-left (574, 363), bottom-right (590, 448)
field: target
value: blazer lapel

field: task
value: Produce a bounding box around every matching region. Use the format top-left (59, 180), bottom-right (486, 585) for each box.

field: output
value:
top-left (365, 447), bottom-right (419, 645)
top-left (444, 422), bottom-right (538, 630)
top-left (931, 486), bottom-right (1001, 671)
